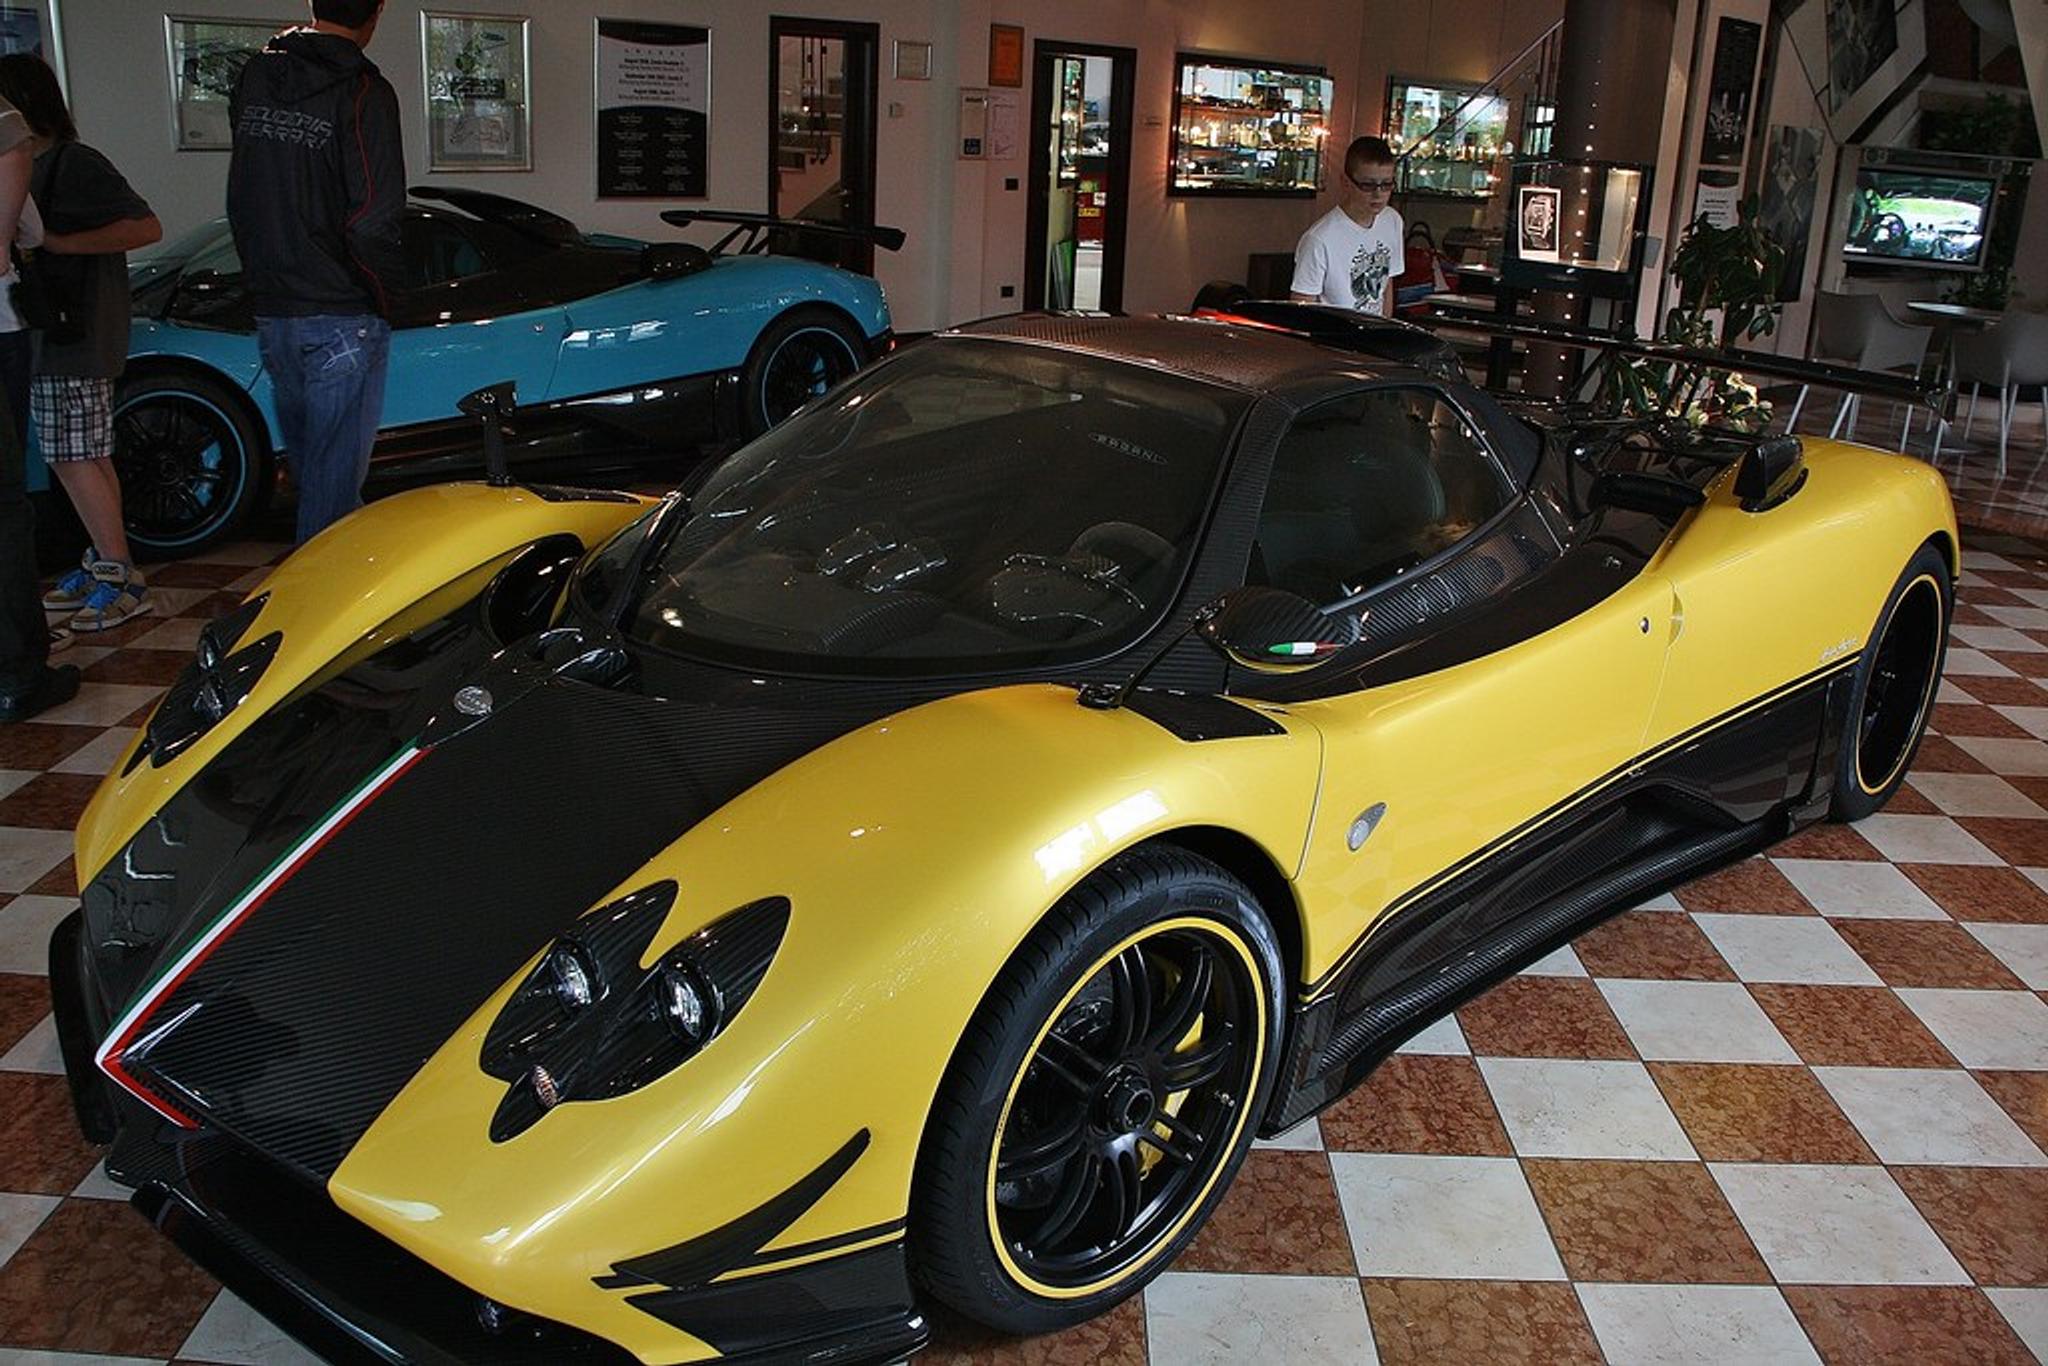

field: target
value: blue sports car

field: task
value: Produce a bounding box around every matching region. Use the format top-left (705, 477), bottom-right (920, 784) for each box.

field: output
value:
top-left (117, 189), bottom-right (896, 555)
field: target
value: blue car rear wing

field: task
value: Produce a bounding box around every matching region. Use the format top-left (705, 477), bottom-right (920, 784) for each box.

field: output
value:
top-left (659, 210), bottom-right (907, 258)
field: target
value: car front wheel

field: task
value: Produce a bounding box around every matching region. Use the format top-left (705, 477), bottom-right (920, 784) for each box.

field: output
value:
top-left (911, 847), bottom-right (1285, 1335)
top-left (113, 370), bottom-right (269, 559)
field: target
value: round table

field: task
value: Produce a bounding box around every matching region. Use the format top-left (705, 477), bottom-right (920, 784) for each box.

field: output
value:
top-left (1906, 301), bottom-right (2005, 326)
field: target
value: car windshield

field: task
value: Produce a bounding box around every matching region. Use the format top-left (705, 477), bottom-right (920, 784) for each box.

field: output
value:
top-left (609, 338), bottom-right (1248, 674)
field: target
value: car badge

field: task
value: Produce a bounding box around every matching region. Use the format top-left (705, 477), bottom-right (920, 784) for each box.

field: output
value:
top-left (530, 1064), bottom-right (560, 1110)
top-left (1347, 803), bottom-right (1388, 852)
top-left (454, 686), bottom-right (494, 717)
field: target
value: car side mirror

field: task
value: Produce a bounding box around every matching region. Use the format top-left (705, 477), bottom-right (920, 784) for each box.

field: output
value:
top-left (1197, 587), bottom-right (1362, 673)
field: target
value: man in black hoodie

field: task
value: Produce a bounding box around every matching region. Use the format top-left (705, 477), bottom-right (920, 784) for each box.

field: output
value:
top-left (228, 0), bottom-right (403, 543)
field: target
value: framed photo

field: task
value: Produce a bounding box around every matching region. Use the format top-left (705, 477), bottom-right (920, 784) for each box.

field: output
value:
top-left (422, 11), bottom-right (531, 172)
top-left (1517, 185), bottom-right (1562, 262)
top-left (893, 38), bottom-right (932, 81)
top-left (595, 19), bottom-right (709, 199)
top-left (988, 23), bottom-right (1023, 88)
top-left (165, 16), bottom-right (275, 151)
top-left (1700, 17), bottom-right (1760, 167)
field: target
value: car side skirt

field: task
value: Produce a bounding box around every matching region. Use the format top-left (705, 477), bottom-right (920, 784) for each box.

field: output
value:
top-left (1265, 659), bottom-right (1854, 1132)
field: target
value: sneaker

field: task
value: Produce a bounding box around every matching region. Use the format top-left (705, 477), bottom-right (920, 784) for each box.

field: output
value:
top-left (48, 624), bottom-right (71, 653)
top-left (41, 547), bottom-right (98, 613)
top-left (68, 566), bottom-right (152, 633)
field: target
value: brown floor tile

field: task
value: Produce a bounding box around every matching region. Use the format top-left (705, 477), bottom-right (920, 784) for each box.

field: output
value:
top-left (1950, 674), bottom-right (2048, 707)
top-left (0, 773), bottom-right (103, 831)
top-left (187, 591), bottom-right (252, 620)
top-left (1976, 568), bottom-right (2048, 587)
top-left (1455, 976), bottom-right (1635, 1060)
top-left (1749, 984), bottom-right (1958, 1067)
top-left (1521, 1159), bottom-right (1768, 1284)
top-left (1572, 911), bottom-right (1734, 981)
top-left (0, 1073), bottom-right (102, 1194)
top-left (0, 1198), bottom-right (218, 1357)
top-left (81, 650), bottom-right (192, 687)
top-left (1770, 823), bottom-right (1885, 861)
top-left (1894, 1168), bottom-right (2048, 1286)
top-left (1985, 649), bottom-right (2048, 680)
top-left (1673, 857), bottom-right (1815, 914)
top-left (1901, 863), bottom-right (2048, 923)
top-left (1649, 1062), bottom-right (1876, 1164)
top-left (117, 699), bottom-right (163, 729)
top-left (1175, 1150), bottom-right (1353, 1275)
top-left (69, 616), bottom-right (173, 650)
top-left (26, 856), bottom-right (76, 898)
top-left (1951, 603), bottom-right (1999, 628)
top-left (1959, 584), bottom-right (2031, 608)
top-left (1317, 1054), bottom-right (1513, 1156)
top-left (0, 972), bottom-right (50, 1054)
top-left (1930, 703), bottom-right (2031, 739)
top-left (1905, 734), bottom-right (1994, 773)
top-left (147, 561), bottom-right (253, 589)
top-left (921, 1296), bottom-right (1145, 1365)
top-left (2004, 774), bottom-right (2048, 812)
top-left (1784, 1286), bottom-right (2035, 1365)
top-left (1832, 920), bottom-right (2025, 988)
top-left (1363, 1279), bottom-right (1601, 1366)
top-left (1976, 1070), bottom-right (2048, 1152)
top-left (0, 723), bottom-right (98, 770)
top-left (1957, 817), bottom-right (2048, 867)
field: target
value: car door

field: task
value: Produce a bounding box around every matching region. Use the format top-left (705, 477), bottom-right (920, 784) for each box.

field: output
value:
top-left (1246, 384), bottom-right (1677, 983)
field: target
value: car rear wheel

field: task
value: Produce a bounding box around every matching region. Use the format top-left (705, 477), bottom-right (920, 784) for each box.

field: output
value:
top-left (739, 308), bottom-right (866, 438)
top-left (1830, 542), bottom-right (1951, 821)
top-left (113, 370), bottom-right (269, 560)
top-left (911, 848), bottom-right (1284, 1335)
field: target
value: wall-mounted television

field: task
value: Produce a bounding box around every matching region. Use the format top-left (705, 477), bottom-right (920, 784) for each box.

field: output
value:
top-left (1843, 166), bottom-right (1997, 271)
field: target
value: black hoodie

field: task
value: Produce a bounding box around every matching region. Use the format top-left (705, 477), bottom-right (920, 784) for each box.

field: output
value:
top-left (227, 29), bottom-right (404, 319)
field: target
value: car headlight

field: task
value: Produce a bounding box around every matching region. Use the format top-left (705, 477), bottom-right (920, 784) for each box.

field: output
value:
top-left (481, 881), bottom-right (789, 1141)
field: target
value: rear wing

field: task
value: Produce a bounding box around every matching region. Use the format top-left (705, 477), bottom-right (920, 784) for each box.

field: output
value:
top-left (659, 210), bottom-right (907, 258)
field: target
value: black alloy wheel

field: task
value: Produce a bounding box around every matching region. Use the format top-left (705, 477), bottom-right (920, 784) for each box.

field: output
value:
top-left (1832, 541), bottom-right (1951, 820)
top-left (112, 371), bottom-right (268, 559)
top-left (740, 308), bottom-right (866, 437)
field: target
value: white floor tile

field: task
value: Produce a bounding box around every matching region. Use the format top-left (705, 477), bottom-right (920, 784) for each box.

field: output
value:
top-left (1907, 772), bottom-right (2048, 818)
top-left (1689, 914), bottom-right (1881, 985)
top-left (0, 1350), bottom-right (163, 1365)
top-left (1962, 550), bottom-right (2021, 571)
top-left (1596, 979), bottom-right (1801, 1063)
top-left (1941, 647), bottom-right (2018, 677)
top-left (1772, 859), bottom-right (1947, 919)
top-left (0, 1014), bottom-right (62, 1073)
top-left (1477, 1057), bottom-right (1698, 1159)
top-left (1711, 1163), bottom-right (1969, 1284)
top-left (1144, 1272), bottom-right (1375, 1365)
top-left (1982, 604), bottom-right (2048, 631)
top-left (1897, 988), bottom-right (2048, 1069)
top-left (180, 1290), bottom-right (326, 1366)
top-left (29, 683), bottom-right (161, 728)
top-left (1813, 1066), bottom-right (2047, 1165)
top-left (1952, 625), bottom-right (2045, 654)
top-left (131, 616), bottom-right (207, 651)
top-left (1254, 1116), bottom-right (1324, 1152)
top-left (1951, 735), bottom-right (2048, 777)
top-left (1964, 922), bottom-right (2048, 989)
top-left (1849, 815), bottom-right (2002, 866)
top-left (0, 771), bottom-right (33, 801)
top-left (1985, 1288), bottom-right (2048, 1362)
top-left (1394, 1014), bottom-right (1469, 1056)
top-left (1635, 891), bottom-right (1684, 911)
top-left (50, 727), bottom-right (139, 778)
top-left (0, 895), bottom-right (73, 974)
top-left (70, 1157), bottom-right (128, 1201)
top-left (0, 827), bottom-right (73, 895)
top-left (139, 587), bottom-right (210, 618)
top-left (1519, 943), bottom-right (1585, 977)
top-left (1996, 706), bottom-right (2048, 743)
top-left (1936, 678), bottom-right (1975, 705)
top-left (0, 1191), bottom-right (58, 1266)
top-left (1328, 1152), bottom-right (1565, 1280)
top-left (1575, 1284), bottom-right (1819, 1366)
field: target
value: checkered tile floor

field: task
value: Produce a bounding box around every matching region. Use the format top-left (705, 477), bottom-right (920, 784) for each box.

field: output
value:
top-left (4, 538), bottom-right (2048, 1365)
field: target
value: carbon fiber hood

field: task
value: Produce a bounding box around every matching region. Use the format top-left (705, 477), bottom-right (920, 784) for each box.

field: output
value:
top-left (80, 616), bottom-right (878, 1182)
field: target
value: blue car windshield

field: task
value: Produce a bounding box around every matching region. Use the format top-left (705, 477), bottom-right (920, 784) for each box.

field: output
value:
top-left (617, 338), bottom-right (1248, 673)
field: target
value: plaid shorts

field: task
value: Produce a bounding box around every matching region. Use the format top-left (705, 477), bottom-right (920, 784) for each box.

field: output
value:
top-left (31, 376), bottom-right (115, 463)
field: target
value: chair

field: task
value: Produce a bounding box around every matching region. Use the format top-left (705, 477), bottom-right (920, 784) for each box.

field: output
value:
top-left (1783, 291), bottom-right (1933, 450)
top-left (1934, 312), bottom-right (2048, 475)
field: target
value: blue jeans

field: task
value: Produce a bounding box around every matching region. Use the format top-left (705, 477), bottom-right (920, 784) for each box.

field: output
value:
top-left (257, 314), bottom-right (391, 543)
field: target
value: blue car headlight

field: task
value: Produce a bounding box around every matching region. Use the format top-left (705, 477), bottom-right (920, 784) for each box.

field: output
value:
top-left (480, 881), bottom-right (788, 1141)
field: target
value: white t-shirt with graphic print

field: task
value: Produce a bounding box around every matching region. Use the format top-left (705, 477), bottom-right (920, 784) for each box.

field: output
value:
top-left (1290, 205), bottom-right (1404, 316)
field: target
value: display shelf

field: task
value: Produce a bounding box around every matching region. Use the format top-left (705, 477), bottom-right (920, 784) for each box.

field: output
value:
top-left (1170, 54), bottom-right (1333, 198)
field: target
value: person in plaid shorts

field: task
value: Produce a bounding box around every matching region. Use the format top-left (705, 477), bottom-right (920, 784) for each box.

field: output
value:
top-left (0, 55), bottom-right (161, 632)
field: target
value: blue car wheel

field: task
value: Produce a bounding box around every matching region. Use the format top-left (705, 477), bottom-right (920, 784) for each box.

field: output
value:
top-left (113, 371), bottom-right (269, 559)
top-left (742, 308), bottom-right (867, 437)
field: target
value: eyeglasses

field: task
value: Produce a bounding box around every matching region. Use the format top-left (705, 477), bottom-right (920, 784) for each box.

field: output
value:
top-left (1349, 175), bottom-right (1396, 191)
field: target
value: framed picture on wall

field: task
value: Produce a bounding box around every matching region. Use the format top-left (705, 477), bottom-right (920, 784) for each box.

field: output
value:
top-left (422, 11), bottom-right (532, 172)
top-left (988, 24), bottom-right (1023, 88)
top-left (165, 16), bottom-right (277, 151)
top-left (595, 19), bottom-right (710, 198)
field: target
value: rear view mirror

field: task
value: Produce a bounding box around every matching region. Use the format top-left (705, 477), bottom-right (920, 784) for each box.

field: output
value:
top-left (1198, 587), bottom-right (1362, 673)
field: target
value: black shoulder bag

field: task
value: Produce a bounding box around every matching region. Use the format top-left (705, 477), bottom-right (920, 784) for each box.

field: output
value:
top-left (11, 142), bottom-right (88, 344)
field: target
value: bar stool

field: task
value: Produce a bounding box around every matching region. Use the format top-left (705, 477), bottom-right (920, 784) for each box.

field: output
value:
top-left (1934, 312), bottom-right (2048, 476)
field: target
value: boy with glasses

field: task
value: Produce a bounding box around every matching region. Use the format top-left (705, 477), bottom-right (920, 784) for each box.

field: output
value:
top-left (1290, 136), bottom-right (1403, 316)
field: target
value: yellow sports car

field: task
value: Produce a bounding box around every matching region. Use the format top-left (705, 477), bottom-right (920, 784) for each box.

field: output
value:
top-left (51, 314), bottom-right (1955, 1365)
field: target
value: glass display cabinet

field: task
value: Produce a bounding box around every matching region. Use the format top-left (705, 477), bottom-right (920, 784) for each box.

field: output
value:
top-left (1499, 158), bottom-right (1655, 299)
top-left (1387, 80), bottom-right (1511, 198)
top-left (1170, 54), bottom-right (1333, 197)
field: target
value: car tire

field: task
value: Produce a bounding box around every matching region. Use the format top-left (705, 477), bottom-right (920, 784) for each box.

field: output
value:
top-left (739, 307), bottom-right (866, 438)
top-left (1829, 541), bottom-right (1952, 822)
top-left (112, 369), bottom-right (269, 560)
top-left (911, 847), bottom-right (1285, 1336)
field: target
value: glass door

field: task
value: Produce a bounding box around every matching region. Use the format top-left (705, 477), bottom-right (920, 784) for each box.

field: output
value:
top-left (769, 19), bottom-right (879, 273)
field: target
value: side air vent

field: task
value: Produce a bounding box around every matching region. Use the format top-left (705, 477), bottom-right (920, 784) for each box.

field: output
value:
top-left (126, 595), bottom-right (276, 774)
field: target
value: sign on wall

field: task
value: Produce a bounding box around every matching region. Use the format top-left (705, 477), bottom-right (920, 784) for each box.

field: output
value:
top-left (165, 17), bottom-right (275, 151)
top-left (422, 11), bottom-right (532, 172)
top-left (1700, 17), bottom-right (1760, 167)
top-left (1757, 125), bottom-right (1824, 301)
top-left (595, 19), bottom-right (709, 198)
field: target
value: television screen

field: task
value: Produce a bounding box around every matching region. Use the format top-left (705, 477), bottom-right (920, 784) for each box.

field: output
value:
top-left (1844, 167), bottom-right (1996, 271)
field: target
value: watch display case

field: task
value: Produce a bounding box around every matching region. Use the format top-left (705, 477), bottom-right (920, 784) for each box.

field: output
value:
top-left (1170, 54), bottom-right (1333, 197)
top-left (1499, 158), bottom-right (1654, 299)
